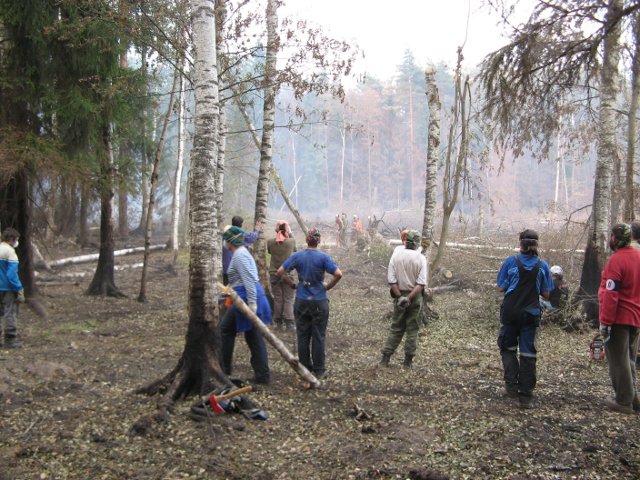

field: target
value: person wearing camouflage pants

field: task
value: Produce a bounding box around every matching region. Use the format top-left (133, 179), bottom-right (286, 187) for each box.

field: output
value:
top-left (380, 230), bottom-right (427, 369)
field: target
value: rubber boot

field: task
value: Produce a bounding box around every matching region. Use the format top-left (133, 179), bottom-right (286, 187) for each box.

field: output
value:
top-left (403, 354), bottom-right (414, 369)
top-left (379, 353), bottom-right (391, 367)
top-left (3, 336), bottom-right (22, 349)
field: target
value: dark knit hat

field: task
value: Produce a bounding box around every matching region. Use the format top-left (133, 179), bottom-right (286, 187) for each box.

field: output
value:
top-left (519, 229), bottom-right (539, 241)
top-left (611, 223), bottom-right (631, 249)
top-left (223, 226), bottom-right (245, 246)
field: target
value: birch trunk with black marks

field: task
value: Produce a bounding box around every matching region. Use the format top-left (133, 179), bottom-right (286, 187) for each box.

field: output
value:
top-left (625, 11), bottom-right (640, 222)
top-left (253, 0), bottom-right (280, 288)
top-left (230, 88), bottom-right (308, 235)
top-left (580, 0), bottom-right (623, 323)
top-left (136, 0), bottom-right (227, 406)
top-left (138, 71), bottom-right (177, 302)
top-left (422, 66), bottom-right (440, 254)
top-left (168, 57), bottom-right (186, 261)
top-left (215, 0), bottom-right (226, 235)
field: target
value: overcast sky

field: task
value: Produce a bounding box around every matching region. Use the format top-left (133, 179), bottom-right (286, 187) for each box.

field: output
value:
top-left (283, 0), bottom-right (523, 80)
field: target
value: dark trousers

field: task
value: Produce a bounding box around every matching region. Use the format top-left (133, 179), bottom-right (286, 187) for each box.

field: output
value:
top-left (498, 311), bottom-right (539, 398)
top-left (219, 307), bottom-right (270, 381)
top-left (604, 325), bottom-right (639, 405)
top-left (295, 299), bottom-right (329, 376)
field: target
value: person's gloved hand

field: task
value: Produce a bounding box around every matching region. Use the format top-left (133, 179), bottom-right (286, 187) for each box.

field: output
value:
top-left (322, 281), bottom-right (329, 290)
top-left (599, 323), bottom-right (611, 338)
top-left (397, 297), bottom-right (410, 309)
top-left (16, 290), bottom-right (25, 303)
top-left (248, 302), bottom-right (257, 314)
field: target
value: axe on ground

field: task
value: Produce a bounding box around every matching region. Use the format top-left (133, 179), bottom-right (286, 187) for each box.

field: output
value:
top-left (207, 385), bottom-right (253, 414)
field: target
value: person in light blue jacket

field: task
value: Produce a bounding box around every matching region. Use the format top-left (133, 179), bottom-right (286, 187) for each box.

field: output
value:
top-left (0, 228), bottom-right (24, 348)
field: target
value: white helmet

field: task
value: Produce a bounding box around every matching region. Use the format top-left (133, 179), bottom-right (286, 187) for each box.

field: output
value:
top-left (550, 265), bottom-right (564, 276)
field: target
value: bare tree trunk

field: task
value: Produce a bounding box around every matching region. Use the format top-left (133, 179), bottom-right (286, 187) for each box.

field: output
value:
top-left (138, 71), bottom-right (177, 302)
top-left (422, 67), bottom-right (440, 252)
top-left (580, 0), bottom-right (623, 324)
top-left (45, 176), bottom-right (58, 241)
top-left (168, 66), bottom-right (186, 255)
top-left (229, 89), bottom-right (307, 235)
top-left (117, 0), bottom-right (130, 241)
top-left (625, 10), bottom-right (640, 222)
top-left (138, 0), bottom-right (226, 405)
top-left (431, 55), bottom-right (470, 274)
top-left (78, 182), bottom-right (90, 247)
top-left (214, 0), bottom-right (226, 238)
top-left (87, 123), bottom-right (125, 297)
top-left (340, 113), bottom-right (346, 207)
top-left (253, 0), bottom-right (279, 289)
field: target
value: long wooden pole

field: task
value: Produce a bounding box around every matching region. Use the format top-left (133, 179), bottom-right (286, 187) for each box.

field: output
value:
top-left (217, 283), bottom-right (320, 389)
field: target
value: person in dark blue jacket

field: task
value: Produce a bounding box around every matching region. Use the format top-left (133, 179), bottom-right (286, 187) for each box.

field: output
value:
top-left (497, 229), bottom-right (553, 408)
top-left (0, 228), bottom-right (24, 348)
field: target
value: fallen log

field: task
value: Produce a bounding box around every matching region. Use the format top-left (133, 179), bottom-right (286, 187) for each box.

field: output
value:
top-left (36, 262), bottom-right (145, 282)
top-left (218, 282), bottom-right (320, 389)
top-left (49, 246), bottom-right (165, 268)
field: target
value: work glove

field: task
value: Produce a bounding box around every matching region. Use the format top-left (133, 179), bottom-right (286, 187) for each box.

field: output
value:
top-left (322, 281), bottom-right (329, 290)
top-left (599, 323), bottom-right (611, 338)
top-left (16, 290), bottom-right (25, 303)
top-left (248, 302), bottom-right (257, 314)
top-left (397, 296), bottom-right (410, 309)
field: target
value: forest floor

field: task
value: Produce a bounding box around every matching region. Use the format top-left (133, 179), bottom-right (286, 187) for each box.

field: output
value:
top-left (1, 235), bottom-right (639, 480)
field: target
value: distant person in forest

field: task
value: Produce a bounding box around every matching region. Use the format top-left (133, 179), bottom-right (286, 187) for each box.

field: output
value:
top-left (380, 230), bottom-right (427, 369)
top-left (540, 265), bottom-right (569, 311)
top-left (277, 228), bottom-right (342, 379)
top-left (267, 220), bottom-right (297, 330)
top-left (631, 221), bottom-right (640, 250)
top-left (220, 226), bottom-right (272, 385)
top-left (335, 214), bottom-right (346, 247)
top-left (222, 216), bottom-right (263, 285)
top-left (497, 229), bottom-right (553, 409)
top-left (598, 223), bottom-right (640, 414)
top-left (351, 215), bottom-right (363, 244)
top-left (0, 228), bottom-right (24, 349)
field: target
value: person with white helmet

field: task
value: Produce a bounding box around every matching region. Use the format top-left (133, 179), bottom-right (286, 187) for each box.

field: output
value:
top-left (542, 265), bottom-right (569, 311)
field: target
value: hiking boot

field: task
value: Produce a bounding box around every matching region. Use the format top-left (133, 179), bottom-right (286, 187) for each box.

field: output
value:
top-left (3, 337), bottom-right (22, 349)
top-left (501, 387), bottom-right (519, 399)
top-left (403, 354), bottom-right (414, 369)
top-left (379, 353), bottom-right (391, 367)
top-left (604, 398), bottom-right (634, 414)
top-left (518, 395), bottom-right (534, 409)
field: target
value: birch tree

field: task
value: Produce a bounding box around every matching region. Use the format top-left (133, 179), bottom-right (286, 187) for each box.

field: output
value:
top-left (479, 0), bottom-right (637, 321)
top-left (421, 66), bottom-right (440, 255)
top-left (253, 0), bottom-right (279, 287)
top-left (138, 0), bottom-right (227, 404)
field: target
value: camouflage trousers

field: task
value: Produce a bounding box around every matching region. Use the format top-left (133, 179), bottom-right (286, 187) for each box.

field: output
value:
top-left (382, 293), bottom-right (423, 357)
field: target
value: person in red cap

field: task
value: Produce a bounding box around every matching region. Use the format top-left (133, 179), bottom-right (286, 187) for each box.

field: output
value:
top-left (267, 220), bottom-right (297, 330)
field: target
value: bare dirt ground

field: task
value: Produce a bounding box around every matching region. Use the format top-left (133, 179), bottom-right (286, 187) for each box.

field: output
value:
top-left (1, 237), bottom-right (639, 480)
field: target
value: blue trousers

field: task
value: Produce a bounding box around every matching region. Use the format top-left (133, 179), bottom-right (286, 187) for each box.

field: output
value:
top-left (219, 307), bottom-right (270, 382)
top-left (295, 299), bottom-right (329, 377)
top-left (497, 311), bottom-right (539, 397)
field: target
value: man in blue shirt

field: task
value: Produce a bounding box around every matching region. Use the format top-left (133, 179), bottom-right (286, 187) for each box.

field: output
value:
top-left (497, 229), bottom-right (553, 408)
top-left (277, 228), bottom-right (342, 379)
